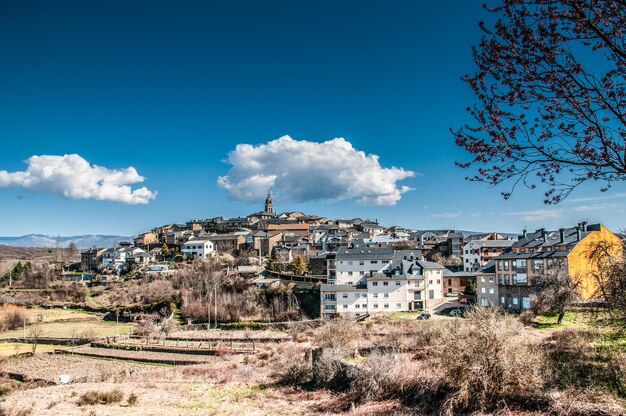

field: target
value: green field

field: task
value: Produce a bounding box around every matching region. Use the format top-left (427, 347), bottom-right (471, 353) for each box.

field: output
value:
top-left (0, 342), bottom-right (65, 356)
top-left (0, 320), bottom-right (133, 339)
top-left (22, 307), bottom-right (99, 323)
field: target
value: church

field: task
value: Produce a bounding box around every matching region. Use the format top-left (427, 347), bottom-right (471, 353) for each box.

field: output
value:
top-left (247, 192), bottom-right (277, 221)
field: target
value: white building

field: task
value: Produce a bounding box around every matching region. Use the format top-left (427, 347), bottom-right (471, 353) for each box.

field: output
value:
top-left (181, 239), bottom-right (215, 259)
top-left (462, 240), bottom-right (514, 271)
top-left (321, 247), bottom-right (444, 317)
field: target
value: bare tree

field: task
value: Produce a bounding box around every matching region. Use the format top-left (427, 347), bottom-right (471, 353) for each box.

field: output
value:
top-left (28, 317), bottom-right (44, 354)
top-left (531, 266), bottom-right (580, 324)
top-left (587, 238), bottom-right (626, 327)
top-left (454, 1), bottom-right (626, 203)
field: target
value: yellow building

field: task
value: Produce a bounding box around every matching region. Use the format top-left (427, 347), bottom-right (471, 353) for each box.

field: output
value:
top-left (567, 224), bottom-right (623, 299)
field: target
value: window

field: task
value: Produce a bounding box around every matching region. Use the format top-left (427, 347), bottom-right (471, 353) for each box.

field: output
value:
top-left (429, 290), bottom-right (435, 299)
top-left (448, 278), bottom-right (452, 285)
top-left (465, 250), bottom-right (468, 255)
top-left (324, 294), bottom-right (336, 301)
top-left (371, 260), bottom-right (378, 264)
top-left (372, 282), bottom-right (378, 286)
top-left (324, 305), bottom-right (335, 310)
top-left (533, 260), bottom-right (543, 270)
top-left (384, 293), bottom-right (389, 298)
top-left (489, 277), bottom-right (494, 283)
top-left (347, 261), bottom-right (353, 266)
top-left (359, 261), bottom-right (365, 266)
top-left (384, 303), bottom-right (389, 309)
top-left (437, 279), bottom-right (440, 284)
top-left (498, 276), bottom-right (503, 284)
top-left (489, 288), bottom-right (494, 294)
top-left (342, 294), bottom-right (348, 299)
top-left (373, 304), bottom-right (378, 308)
top-left (503, 261), bottom-right (509, 271)
top-left (501, 296), bottom-right (505, 304)
top-left (512, 298), bottom-right (518, 305)
top-left (373, 293), bottom-right (378, 298)
top-left (429, 280), bottom-right (433, 285)
top-left (465, 259), bottom-right (469, 263)
top-left (360, 271), bottom-right (365, 276)
top-left (348, 271), bottom-right (353, 276)
top-left (396, 303), bottom-right (401, 309)
top-left (481, 277), bottom-right (485, 283)
top-left (481, 288), bottom-right (486, 294)
top-left (355, 304), bottom-right (360, 309)
top-left (342, 305), bottom-right (348, 309)
top-left (395, 281), bottom-right (401, 286)
top-left (383, 281), bottom-right (389, 286)
top-left (498, 261), bottom-right (502, 271)
top-left (414, 292), bottom-right (421, 300)
top-left (547, 258), bottom-right (553, 268)
top-left (354, 293), bottom-right (360, 298)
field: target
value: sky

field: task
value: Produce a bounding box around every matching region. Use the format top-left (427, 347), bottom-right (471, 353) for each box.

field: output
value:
top-left (0, 0), bottom-right (625, 237)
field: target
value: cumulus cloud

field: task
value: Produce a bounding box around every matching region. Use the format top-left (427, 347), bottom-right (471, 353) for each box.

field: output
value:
top-left (0, 154), bottom-right (157, 204)
top-left (217, 135), bottom-right (415, 206)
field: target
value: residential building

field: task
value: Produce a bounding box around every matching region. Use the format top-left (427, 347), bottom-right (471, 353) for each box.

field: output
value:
top-left (181, 239), bottom-right (215, 259)
top-left (475, 261), bottom-right (498, 306)
top-left (495, 222), bottom-right (622, 311)
top-left (207, 234), bottom-right (246, 252)
top-left (80, 248), bottom-right (103, 272)
top-left (442, 269), bottom-right (476, 295)
top-left (320, 247), bottom-right (444, 317)
top-left (463, 239), bottom-right (514, 271)
top-left (134, 232), bottom-right (158, 247)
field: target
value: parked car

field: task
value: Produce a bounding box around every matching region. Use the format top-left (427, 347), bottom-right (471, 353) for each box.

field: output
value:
top-left (417, 313), bottom-right (431, 320)
top-left (446, 291), bottom-right (459, 297)
top-left (449, 309), bottom-right (464, 317)
top-left (459, 297), bottom-right (470, 304)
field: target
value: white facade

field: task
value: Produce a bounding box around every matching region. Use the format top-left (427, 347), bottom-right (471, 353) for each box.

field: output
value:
top-left (321, 247), bottom-right (444, 317)
top-left (462, 240), bottom-right (514, 271)
top-left (182, 239), bottom-right (215, 259)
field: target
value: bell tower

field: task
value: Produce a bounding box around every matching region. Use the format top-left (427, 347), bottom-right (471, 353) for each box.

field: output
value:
top-left (264, 192), bottom-right (273, 214)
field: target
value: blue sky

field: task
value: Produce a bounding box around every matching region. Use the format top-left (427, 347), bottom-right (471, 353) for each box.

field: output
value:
top-left (0, 0), bottom-right (624, 236)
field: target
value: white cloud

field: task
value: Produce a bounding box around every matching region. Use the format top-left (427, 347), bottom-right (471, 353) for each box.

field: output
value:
top-left (431, 211), bottom-right (461, 219)
top-left (217, 135), bottom-right (416, 206)
top-left (569, 192), bottom-right (626, 203)
top-left (572, 203), bottom-right (619, 212)
top-left (501, 209), bottom-right (562, 222)
top-left (0, 154), bottom-right (157, 204)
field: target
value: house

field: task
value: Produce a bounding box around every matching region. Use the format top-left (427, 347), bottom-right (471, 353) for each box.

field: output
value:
top-left (495, 222), bottom-right (622, 311)
top-left (126, 251), bottom-right (156, 269)
top-left (475, 261), bottom-right (498, 306)
top-left (181, 239), bottom-right (215, 259)
top-left (360, 222), bottom-right (384, 236)
top-left (442, 269), bottom-right (477, 295)
top-left (462, 239), bottom-right (514, 271)
top-left (80, 248), bottom-right (104, 272)
top-left (206, 234), bottom-right (246, 253)
top-left (134, 232), bottom-right (158, 247)
top-left (262, 220), bottom-right (309, 237)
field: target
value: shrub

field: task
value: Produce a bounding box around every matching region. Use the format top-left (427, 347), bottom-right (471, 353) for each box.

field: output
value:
top-left (432, 307), bottom-right (548, 414)
top-left (77, 388), bottom-right (124, 406)
top-left (314, 318), bottom-right (358, 351)
top-left (127, 392), bottom-right (138, 406)
top-left (272, 344), bottom-right (311, 386)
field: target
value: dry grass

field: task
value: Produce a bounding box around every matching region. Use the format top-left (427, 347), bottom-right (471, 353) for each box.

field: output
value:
top-left (77, 388), bottom-right (124, 406)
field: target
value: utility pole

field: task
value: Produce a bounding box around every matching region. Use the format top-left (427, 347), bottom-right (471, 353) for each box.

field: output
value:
top-left (214, 284), bottom-right (218, 329)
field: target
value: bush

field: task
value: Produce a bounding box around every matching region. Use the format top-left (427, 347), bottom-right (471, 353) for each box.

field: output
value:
top-left (314, 318), bottom-right (358, 351)
top-left (432, 307), bottom-right (548, 414)
top-left (272, 344), bottom-right (311, 386)
top-left (127, 392), bottom-right (138, 406)
top-left (77, 388), bottom-right (124, 406)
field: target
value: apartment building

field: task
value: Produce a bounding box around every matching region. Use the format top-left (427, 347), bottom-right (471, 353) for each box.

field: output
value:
top-left (495, 222), bottom-right (621, 311)
top-left (463, 239), bottom-right (514, 271)
top-left (320, 247), bottom-right (443, 317)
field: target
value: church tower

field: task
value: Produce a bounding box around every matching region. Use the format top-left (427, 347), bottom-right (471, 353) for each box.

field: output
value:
top-left (264, 192), bottom-right (273, 214)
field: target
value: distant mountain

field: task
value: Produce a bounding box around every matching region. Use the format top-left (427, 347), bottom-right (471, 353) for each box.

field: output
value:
top-left (0, 234), bottom-right (132, 249)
